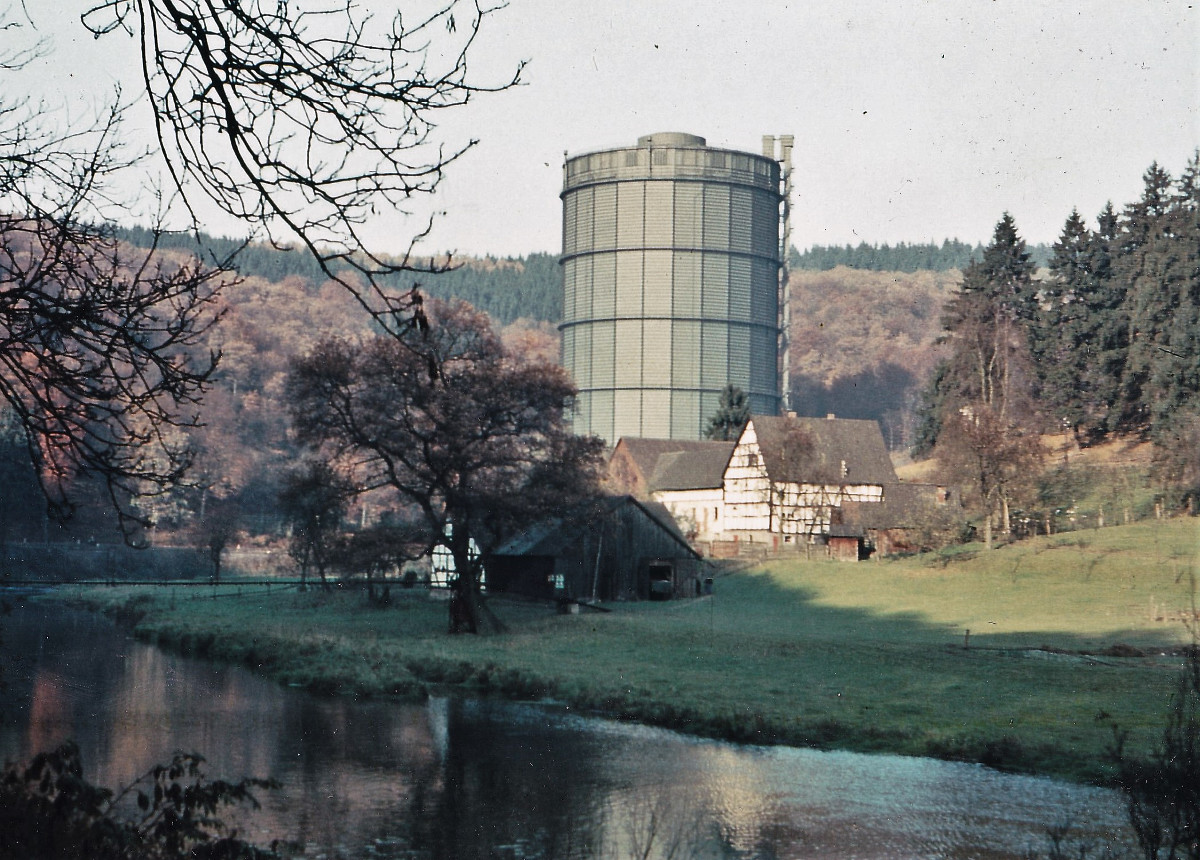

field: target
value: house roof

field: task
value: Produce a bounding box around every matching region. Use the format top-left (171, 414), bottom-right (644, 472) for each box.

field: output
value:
top-left (611, 437), bottom-right (735, 487)
top-left (492, 494), bottom-right (700, 559)
top-left (748, 415), bottom-right (898, 486)
top-left (843, 483), bottom-right (942, 529)
top-left (647, 443), bottom-right (735, 492)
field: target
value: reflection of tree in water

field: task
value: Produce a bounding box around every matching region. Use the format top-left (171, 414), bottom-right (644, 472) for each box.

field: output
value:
top-left (409, 699), bottom-right (609, 859)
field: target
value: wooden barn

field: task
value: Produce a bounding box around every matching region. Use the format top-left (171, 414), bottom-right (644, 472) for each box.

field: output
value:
top-left (487, 495), bottom-right (705, 602)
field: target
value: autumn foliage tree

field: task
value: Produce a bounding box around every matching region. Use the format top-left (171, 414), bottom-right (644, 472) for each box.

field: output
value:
top-left (936, 404), bottom-right (1042, 550)
top-left (286, 299), bottom-right (604, 633)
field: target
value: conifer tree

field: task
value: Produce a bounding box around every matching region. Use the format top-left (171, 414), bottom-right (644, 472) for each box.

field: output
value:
top-left (705, 385), bottom-right (751, 441)
top-left (939, 212), bottom-right (1038, 417)
top-left (1080, 202), bottom-right (1129, 438)
top-left (931, 214), bottom-right (1042, 541)
top-left (1033, 209), bottom-right (1090, 430)
top-left (1118, 162), bottom-right (1190, 433)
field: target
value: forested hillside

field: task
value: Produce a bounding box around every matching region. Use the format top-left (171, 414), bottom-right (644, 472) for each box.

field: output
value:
top-left (786, 268), bottom-right (957, 448)
top-left (790, 239), bottom-right (1051, 272)
top-left (115, 227), bottom-right (562, 326)
top-left (58, 154), bottom-right (1198, 557)
top-left (905, 155), bottom-right (1200, 547)
top-left (109, 228), bottom-right (969, 452)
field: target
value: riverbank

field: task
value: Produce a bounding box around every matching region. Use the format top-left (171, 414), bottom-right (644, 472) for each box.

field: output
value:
top-left (41, 518), bottom-right (1199, 784)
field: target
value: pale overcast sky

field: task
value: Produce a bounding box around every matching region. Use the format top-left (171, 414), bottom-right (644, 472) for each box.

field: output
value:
top-left (12, 1), bottom-right (1200, 257)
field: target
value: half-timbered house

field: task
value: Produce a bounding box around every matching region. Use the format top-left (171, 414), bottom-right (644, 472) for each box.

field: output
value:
top-left (722, 414), bottom-right (899, 546)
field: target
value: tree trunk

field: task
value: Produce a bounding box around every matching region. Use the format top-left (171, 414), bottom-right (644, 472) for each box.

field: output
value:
top-left (983, 509), bottom-right (993, 551)
top-left (451, 575), bottom-right (480, 634)
top-left (447, 538), bottom-right (506, 635)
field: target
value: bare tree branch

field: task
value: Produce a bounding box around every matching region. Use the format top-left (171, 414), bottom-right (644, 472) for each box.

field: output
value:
top-left (0, 25), bottom-right (226, 538)
top-left (81, 0), bottom-right (523, 336)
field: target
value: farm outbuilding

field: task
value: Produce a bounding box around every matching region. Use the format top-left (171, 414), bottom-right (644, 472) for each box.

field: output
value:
top-left (487, 495), bottom-right (705, 602)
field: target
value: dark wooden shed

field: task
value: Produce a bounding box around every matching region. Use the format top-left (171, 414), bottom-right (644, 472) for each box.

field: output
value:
top-left (487, 495), bottom-right (705, 602)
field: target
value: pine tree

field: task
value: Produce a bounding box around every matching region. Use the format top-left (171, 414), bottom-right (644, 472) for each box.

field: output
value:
top-left (705, 384), bottom-right (751, 441)
top-left (1073, 202), bottom-right (1129, 439)
top-left (1033, 209), bottom-right (1090, 430)
top-left (1117, 162), bottom-right (1185, 433)
top-left (940, 213), bottom-right (1038, 417)
top-left (932, 214), bottom-right (1041, 540)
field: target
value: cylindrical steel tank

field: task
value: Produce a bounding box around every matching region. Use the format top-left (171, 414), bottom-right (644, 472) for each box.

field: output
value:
top-left (560, 132), bottom-right (782, 442)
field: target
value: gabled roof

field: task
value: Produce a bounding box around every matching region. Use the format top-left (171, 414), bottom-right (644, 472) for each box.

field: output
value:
top-left (492, 495), bottom-right (700, 559)
top-left (648, 443), bottom-right (735, 492)
top-left (612, 437), bottom-right (733, 485)
top-left (747, 415), bottom-right (898, 486)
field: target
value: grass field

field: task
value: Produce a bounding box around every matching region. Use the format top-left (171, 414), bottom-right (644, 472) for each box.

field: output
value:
top-left (54, 517), bottom-right (1200, 784)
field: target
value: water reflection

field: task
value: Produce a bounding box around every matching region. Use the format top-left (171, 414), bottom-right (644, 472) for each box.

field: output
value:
top-left (1, 599), bottom-right (1131, 859)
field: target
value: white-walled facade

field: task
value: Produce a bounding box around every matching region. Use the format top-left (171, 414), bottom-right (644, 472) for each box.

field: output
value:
top-left (654, 487), bottom-right (725, 541)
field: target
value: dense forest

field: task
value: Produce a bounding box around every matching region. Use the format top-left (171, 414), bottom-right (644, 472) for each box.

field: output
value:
top-left (918, 158), bottom-right (1200, 450)
top-left (908, 156), bottom-right (1200, 543)
top-left (119, 227), bottom-right (1028, 327)
top-left (114, 227), bottom-right (562, 326)
top-left (790, 239), bottom-right (1051, 272)
top-left (785, 268), bottom-right (957, 448)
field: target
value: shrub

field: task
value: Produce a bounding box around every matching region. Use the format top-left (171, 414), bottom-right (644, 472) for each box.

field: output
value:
top-left (0, 741), bottom-right (286, 859)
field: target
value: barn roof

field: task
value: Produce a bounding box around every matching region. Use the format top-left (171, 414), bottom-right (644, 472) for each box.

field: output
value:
top-left (748, 415), bottom-right (898, 486)
top-left (648, 443), bottom-right (735, 492)
top-left (492, 495), bottom-right (700, 559)
top-left (844, 483), bottom-right (943, 529)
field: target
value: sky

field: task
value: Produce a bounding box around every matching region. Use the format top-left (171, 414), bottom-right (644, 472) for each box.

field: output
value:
top-left (11, 1), bottom-right (1200, 257)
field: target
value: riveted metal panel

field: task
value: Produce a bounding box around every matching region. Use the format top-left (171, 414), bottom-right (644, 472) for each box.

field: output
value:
top-left (614, 320), bottom-right (643, 387)
top-left (672, 252), bottom-right (701, 317)
top-left (643, 251), bottom-right (672, 316)
top-left (616, 251), bottom-right (643, 317)
top-left (616, 182), bottom-right (645, 248)
top-left (671, 320), bottom-right (700, 388)
top-left (643, 319), bottom-right (671, 386)
top-left (641, 389), bottom-right (671, 438)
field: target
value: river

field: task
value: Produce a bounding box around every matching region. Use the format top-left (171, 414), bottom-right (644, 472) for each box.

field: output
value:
top-left (0, 596), bottom-right (1131, 859)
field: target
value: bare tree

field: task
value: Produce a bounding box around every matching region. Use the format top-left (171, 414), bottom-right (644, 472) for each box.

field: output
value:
top-left (1110, 638), bottom-right (1200, 860)
top-left (936, 403), bottom-right (1042, 549)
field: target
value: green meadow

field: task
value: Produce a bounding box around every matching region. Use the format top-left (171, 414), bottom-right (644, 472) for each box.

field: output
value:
top-left (54, 517), bottom-right (1200, 784)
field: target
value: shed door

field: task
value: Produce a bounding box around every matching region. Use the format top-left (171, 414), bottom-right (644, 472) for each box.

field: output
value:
top-left (648, 562), bottom-right (673, 600)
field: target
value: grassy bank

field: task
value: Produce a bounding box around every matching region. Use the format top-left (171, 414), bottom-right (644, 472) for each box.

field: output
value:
top-left (50, 518), bottom-right (1200, 784)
